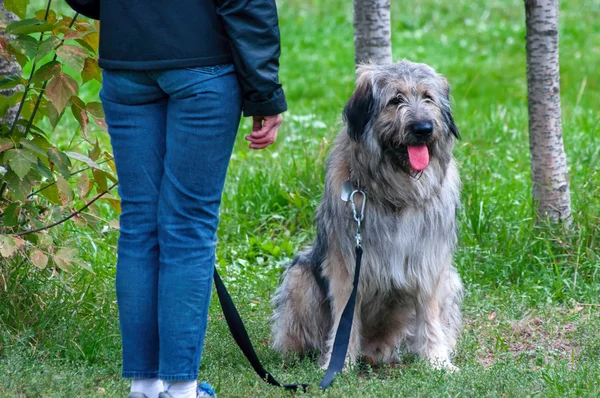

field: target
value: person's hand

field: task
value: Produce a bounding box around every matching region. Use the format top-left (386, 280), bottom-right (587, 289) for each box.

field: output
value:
top-left (245, 114), bottom-right (283, 149)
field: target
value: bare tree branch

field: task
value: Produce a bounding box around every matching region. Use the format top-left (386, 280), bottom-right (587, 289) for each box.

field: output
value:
top-left (16, 182), bottom-right (118, 237)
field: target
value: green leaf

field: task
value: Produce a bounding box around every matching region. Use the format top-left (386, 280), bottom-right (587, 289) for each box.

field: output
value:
top-left (88, 140), bottom-right (101, 161)
top-left (64, 151), bottom-right (102, 170)
top-left (39, 181), bottom-right (60, 204)
top-left (47, 148), bottom-right (71, 178)
top-left (4, 0), bottom-right (30, 19)
top-left (92, 169), bottom-right (107, 192)
top-left (53, 247), bottom-right (77, 272)
top-left (41, 100), bottom-right (60, 128)
top-left (76, 173), bottom-right (91, 198)
top-left (34, 233), bottom-right (53, 248)
top-left (72, 257), bottom-right (94, 273)
top-left (0, 91), bottom-right (23, 117)
top-left (35, 37), bottom-right (62, 63)
top-left (32, 158), bottom-right (53, 179)
top-left (56, 44), bottom-right (87, 74)
top-left (46, 72), bottom-right (78, 114)
top-left (30, 249), bottom-right (48, 269)
top-left (2, 203), bottom-right (21, 227)
top-left (0, 75), bottom-right (24, 89)
top-left (77, 32), bottom-right (99, 54)
top-left (34, 9), bottom-right (57, 24)
top-left (5, 18), bottom-right (55, 35)
top-left (56, 175), bottom-right (73, 205)
top-left (2, 170), bottom-right (34, 202)
top-left (0, 138), bottom-right (14, 153)
top-left (8, 35), bottom-right (39, 59)
top-left (81, 57), bottom-right (102, 84)
top-left (4, 148), bottom-right (37, 179)
top-left (31, 134), bottom-right (51, 150)
top-left (20, 139), bottom-right (48, 159)
top-left (0, 235), bottom-right (17, 258)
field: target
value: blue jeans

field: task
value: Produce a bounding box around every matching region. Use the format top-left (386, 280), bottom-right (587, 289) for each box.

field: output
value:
top-left (100, 65), bottom-right (242, 381)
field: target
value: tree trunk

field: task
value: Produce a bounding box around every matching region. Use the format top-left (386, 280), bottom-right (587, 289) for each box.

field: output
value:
top-left (524, 0), bottom-right (571, 224)
top-left (0, 2), bottom-right (22, 126)
top-left (353, 0), bottom-right (392, 66)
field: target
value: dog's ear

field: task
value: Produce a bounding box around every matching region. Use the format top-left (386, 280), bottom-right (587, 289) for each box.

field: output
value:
top-left (441, 77), bottom-right (460, 139)
top-left (343, 67), bottom-right (375, 142)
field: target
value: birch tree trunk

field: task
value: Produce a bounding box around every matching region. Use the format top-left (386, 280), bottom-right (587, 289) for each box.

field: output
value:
top-left (524, 0), bottom-right (571, 223)
top-left (0, 2), bottom-right (22, 125)
top-left (353, 0), bottom-right (392, 66)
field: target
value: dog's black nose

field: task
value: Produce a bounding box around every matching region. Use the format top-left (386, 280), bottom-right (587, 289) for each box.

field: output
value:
top-left (409, 121), bottom-right (434, 137)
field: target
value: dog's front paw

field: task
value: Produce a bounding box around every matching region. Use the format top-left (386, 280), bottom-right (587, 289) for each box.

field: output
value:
top-left (429, 357), bottom-right (459, 372)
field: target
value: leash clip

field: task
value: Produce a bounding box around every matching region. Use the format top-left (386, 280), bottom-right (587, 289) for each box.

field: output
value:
top-left (350, 190), bottom-right (366, 248)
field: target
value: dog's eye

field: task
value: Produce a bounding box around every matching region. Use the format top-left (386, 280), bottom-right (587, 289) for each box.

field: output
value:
top-left (423, 92), bottom-right (434, 102)
top-left (389, 95), bottom-right (405, 106)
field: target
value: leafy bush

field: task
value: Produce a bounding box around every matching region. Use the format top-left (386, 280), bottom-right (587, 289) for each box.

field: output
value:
top-left (0, 0), bottom-right (118, 273)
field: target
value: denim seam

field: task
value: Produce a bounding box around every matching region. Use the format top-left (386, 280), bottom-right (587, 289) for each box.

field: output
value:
top-left (158, 373), bottom-right (199, 382)
top-left (122, 371), bottom-right (159, 379)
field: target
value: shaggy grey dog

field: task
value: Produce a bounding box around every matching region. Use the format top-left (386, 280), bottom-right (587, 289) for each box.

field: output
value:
top-left (271, 60), bottom-right (463, 371)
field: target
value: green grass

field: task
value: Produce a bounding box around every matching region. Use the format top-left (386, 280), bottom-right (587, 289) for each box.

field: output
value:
top-left (2, 0), bottom-right (600, 396)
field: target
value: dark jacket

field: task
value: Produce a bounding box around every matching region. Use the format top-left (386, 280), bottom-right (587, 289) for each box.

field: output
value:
top-left (65, 0), bottom-right (287, 116)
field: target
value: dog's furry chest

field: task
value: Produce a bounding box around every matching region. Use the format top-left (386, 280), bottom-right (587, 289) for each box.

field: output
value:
top-left (357, 183), bottom-right (459, 296)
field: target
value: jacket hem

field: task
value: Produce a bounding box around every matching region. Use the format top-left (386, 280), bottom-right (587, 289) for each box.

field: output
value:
top-left (98, 54), bottom-right (234, 71)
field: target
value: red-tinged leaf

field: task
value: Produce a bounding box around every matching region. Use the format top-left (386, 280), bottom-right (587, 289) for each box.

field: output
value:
top-left (46, 72), bottom-right (78, 114)
top-left (86, 101), bottom-right (104, 118)
top-left (76, 173), bottom-right (91, 198)
top-left (0, 138), bottom-right (14, 153)
top-left (63, 29), bottom-right (89, 41)
top-left (71, 96), bottom-right (89, 140)
top-left (56, 175), bottom-right (73, 205)
top-left (82, 58), bottom-right (101, 84)
top-left (93, 117), bottom-right (107, 132)
top-left (35, 36), bottom-right (61, 62)
top-left (4, 0), bottom-right (30, 19)
top-left (5, 18), bottom-right (54, 35)
top-left (0, 235), bottom-right (17, 258)
top-left (56, 44), bottom-right (87, 74)
top-left (0, 36), bottom-right (10, 60)
top-left (32, 60), bottom-right (61, 84)
top-left (30, 249), bottom-right (49, 269)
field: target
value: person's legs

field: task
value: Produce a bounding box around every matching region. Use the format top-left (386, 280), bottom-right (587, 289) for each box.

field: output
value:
top-left (100, 70), bottom-right (167, 388)
top-left (154, 64), bottom-right (241, 384)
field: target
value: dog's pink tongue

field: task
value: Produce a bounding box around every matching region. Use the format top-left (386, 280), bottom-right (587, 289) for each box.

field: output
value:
top-left (407, 145), bottom-right (429, 171)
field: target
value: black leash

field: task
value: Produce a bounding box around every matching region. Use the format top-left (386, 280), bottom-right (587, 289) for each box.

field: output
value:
top-left (213, 189), bottom-right (366, 391)
top-left (213, 269), bottom-right (309, 392)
